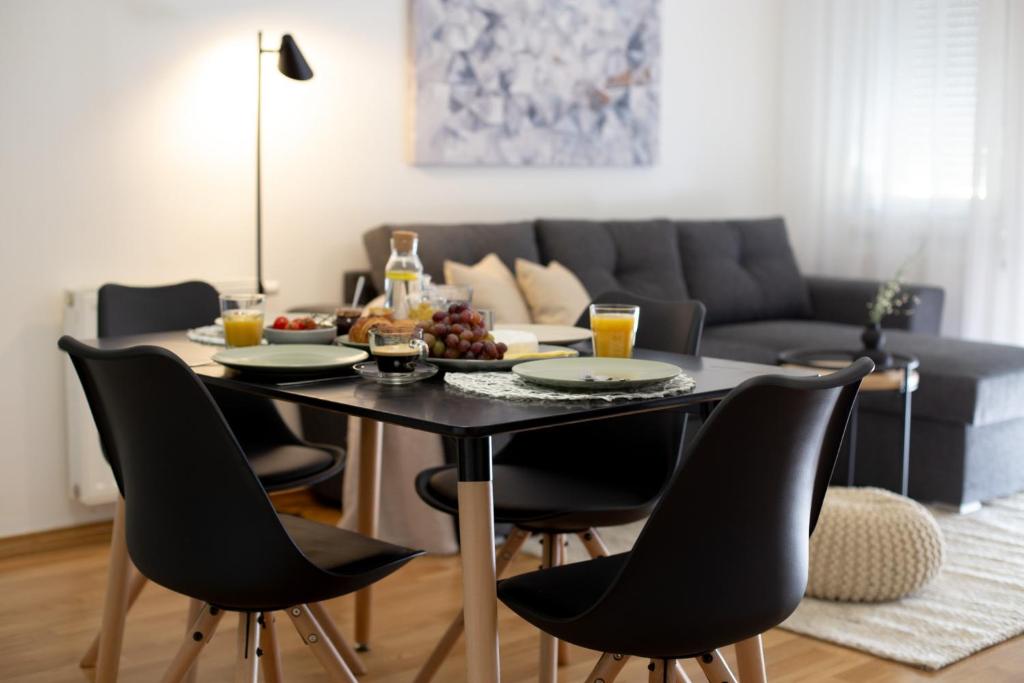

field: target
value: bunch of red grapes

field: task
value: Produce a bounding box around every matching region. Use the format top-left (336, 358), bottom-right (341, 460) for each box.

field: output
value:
top-left (419, 304), bottom-right (508, 360)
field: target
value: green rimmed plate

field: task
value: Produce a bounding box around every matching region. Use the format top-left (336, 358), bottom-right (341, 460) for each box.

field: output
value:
top-left (512, 357), bottom-right (681, 390)
top-left (212, 344), bottom-right (368, 374)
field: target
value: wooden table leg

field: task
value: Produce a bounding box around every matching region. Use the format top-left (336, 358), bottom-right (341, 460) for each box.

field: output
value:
top-left (456, 436), bottom-right (500, 683)
top-left (353, 418), bottom-right (382, 651)
top-left (95, 497), bottom-right (131, 683)
top-left (734, 635), bottom-right (767, 683)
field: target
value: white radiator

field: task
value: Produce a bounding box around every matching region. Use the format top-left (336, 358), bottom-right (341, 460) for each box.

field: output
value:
top-left (62, 279), bottom-right (271, 506)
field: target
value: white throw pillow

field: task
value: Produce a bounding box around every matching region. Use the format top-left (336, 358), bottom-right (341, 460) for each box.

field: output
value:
top-left (515, 258), bottom-right (592, 326)
top-left (443, 253), bottom-right (532, 324)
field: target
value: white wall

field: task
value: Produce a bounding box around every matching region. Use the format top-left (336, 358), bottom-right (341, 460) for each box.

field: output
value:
top-left (0, 0), bottom-right (784, 537)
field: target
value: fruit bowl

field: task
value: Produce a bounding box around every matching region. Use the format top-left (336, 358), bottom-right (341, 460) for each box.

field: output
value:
top-left (264, 314), bottom-right (337, 345)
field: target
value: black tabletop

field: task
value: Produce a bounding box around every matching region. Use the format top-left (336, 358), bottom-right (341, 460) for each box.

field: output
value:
top-left (90, 332), bottom-right (813, 438)
top-left (777, 348), bottom-right (920, 372)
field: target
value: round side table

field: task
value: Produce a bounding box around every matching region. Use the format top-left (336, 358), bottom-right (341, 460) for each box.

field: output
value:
top-left (778, 349), bottom-right (920, 496)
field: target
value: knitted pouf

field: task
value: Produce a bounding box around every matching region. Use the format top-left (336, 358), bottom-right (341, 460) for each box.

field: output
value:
top-left (807, 486), bottom-right (945, 602)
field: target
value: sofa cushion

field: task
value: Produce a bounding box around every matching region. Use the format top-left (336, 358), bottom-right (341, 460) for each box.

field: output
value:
top-left (675, 218), bottom-right (812, 325)
top-left (535, 219), bottom-right (689, 300)
top-left (702, 319), bottom-right (1024, 426)
top-left (363, 222), bottom-right (539, 294)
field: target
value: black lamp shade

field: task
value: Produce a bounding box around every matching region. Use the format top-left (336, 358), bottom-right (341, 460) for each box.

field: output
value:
top-left (277, 34), bottom-right (313, 80)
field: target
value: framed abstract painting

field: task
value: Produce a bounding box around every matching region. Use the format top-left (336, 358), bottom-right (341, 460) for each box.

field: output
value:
top-left (410, 0), bottom-right (661, 166)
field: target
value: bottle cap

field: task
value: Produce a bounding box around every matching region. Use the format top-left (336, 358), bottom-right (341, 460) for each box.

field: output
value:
top-left (392, 230), bottom-right (418, 252)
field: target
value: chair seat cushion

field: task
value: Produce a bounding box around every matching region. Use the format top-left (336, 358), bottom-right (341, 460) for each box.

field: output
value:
top-left (279, 514), bottom-right (422, 578)
top-left (418, 464), bottom-right (654, 531)
top-left (498, 553), bottom-right (627, 622)
top-left (247, 443), bottom-right (342, 491)
top-left (807, 487), bottom-right (945, 602)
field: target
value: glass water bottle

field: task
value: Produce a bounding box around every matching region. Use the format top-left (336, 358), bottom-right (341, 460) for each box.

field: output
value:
top-left (383, 230), bottom-right (423, 318)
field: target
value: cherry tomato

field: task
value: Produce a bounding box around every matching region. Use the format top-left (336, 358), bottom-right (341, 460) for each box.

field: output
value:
top-left (273, 316), bottom-right (289, 329)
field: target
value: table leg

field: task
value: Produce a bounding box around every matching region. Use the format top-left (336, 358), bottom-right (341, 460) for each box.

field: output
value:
top-left (899, 372), bottom-right (912, 496)
top-left (354, 418), bottom-right (382, 651)
top-left (455, 436), bottom-right (500, 683)
top-left (846, 396), bottom-right (859, 486)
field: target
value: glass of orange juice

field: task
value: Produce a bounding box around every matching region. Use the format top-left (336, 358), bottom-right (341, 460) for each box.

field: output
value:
top-left (220, 293), bottom-right (266, 347)
top-left (589, 304), bottom-right (640, 358)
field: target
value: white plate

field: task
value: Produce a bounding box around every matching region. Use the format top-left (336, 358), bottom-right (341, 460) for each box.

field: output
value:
top-left (336, 334), bottom-right (370, 349)
top-left (513, 357), bottom-right (681, 389)
top-left (494, 323), bottom-right (592, 345)
top-left (428, 345), bottom-right (578, 372)
top-left (212, 344), bottom-right (368, 374)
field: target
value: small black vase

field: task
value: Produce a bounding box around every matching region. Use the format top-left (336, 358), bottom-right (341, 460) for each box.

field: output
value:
top-left (861, 323), bottom-right (892, 369)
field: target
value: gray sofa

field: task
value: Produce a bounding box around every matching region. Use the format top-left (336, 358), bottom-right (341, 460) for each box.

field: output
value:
top-left (353, 218), bottom-right (1024, 510)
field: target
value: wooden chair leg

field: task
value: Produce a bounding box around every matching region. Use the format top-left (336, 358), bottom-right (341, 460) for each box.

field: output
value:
top-left (81, 564), bottom-right (148, 669)
top-left (412, 527), bottom-right (531, 683)
top-left (734, 635), bottom-right (767, 683)
top-left (552, 535), bottom-right (570, 667)
top-left (649, 659), bottom-right (668, 683)
top-left (287, 604), bottom-right (358, 683)
top-left (673, 660), bottom-right (693, 683)
top-left (258, 612), bottom-right (284, 683)
top-left (183, 599), bottom-right (202, 683)
top-left (308, 601), bottom-right (367, 675)
top-left (94, 498), bottom-right (132, 683)
top-left (539, 533), bottom-right (564, 683)
top-left (585, 652), bottom-right (629, 683)
top-left (234, 612), bottom-right (261, 683)
top-left (158, 603), bottom-right (224, 683)
top-left (578, 528), bottom-right (611, 559)
top-left (696, 650), bottom-right (737, 683)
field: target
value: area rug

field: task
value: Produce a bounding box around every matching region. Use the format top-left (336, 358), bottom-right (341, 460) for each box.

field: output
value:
top-left (524, 492), bottom-right (1024, 670)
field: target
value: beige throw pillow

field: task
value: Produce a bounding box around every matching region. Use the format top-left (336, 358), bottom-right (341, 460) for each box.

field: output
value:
top-left (515, 258), bottom-right (592, 326)
top-left (443, 253), bottom-right (532, 324)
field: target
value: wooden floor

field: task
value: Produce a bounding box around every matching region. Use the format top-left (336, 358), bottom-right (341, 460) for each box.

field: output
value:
top-left (1, 494), bottom-right (1022, 682)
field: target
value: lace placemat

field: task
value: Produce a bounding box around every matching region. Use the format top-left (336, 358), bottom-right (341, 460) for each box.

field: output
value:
top-left (444, 371), bottom-right (696, 402)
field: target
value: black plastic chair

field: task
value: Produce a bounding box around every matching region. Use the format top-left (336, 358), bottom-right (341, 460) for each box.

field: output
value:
top-left (60, 336), bottom-right (422, 682)
top-left (413, 293), bottom-right (706, 682)
top-left (496, 358), bottom-right (872, 683)
top-left (81, 282), bottom-right (346, 680)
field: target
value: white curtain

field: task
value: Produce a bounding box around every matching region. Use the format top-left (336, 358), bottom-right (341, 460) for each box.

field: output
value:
top-left (781, 0), bottom-right (1024, 343)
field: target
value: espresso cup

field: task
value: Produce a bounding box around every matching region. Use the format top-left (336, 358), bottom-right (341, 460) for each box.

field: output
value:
top-left (369, 328), bottom-right (428, 375)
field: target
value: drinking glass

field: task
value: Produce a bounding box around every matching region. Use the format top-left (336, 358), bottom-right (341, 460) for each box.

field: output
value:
top-left (369, 328), bottom-right (429, 376)
top-left (220, 293), bottom-right (265, 348)
top-left (589, 304), bottom-right (640, 358)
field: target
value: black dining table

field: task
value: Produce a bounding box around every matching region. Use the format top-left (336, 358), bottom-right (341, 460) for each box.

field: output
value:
top-left (89, 330), bottom-right (811, 682)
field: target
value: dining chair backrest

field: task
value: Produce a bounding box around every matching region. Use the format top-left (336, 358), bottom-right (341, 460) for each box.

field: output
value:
top-left (97, 280), bottom-right (301, 454)
top-left (58, 336), bottom-right (317, 607)
top-left (574, 358), bottom-right (871, 657)
top-left (575, 291), bottom-right (706, 356)
top-left (503, 296), bottom-right (706, 498)
top-left (97, 281), bottom-right (220, 338)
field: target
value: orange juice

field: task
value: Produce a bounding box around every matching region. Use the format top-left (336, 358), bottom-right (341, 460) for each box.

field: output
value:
top-left (591, 314), bottom-right (637, 358)
top-left (223, 312), bottom-right (264, 347)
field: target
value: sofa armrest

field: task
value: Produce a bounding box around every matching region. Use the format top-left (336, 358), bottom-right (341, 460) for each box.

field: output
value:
top-left (805, 275), bottom-right (945, 335)
top-left (343, 270), bottom-right (378, 307)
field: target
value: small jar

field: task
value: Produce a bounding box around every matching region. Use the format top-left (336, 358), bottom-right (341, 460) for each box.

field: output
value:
top-left (335, 307), bottom-right (363, 336)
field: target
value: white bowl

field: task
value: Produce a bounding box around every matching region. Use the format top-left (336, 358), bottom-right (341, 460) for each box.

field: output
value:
top-left (263, 324), bottom-right (337, 345)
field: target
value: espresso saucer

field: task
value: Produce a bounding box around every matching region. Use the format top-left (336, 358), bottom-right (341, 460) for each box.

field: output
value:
top-left (354, 361), bottom-right (438, 385)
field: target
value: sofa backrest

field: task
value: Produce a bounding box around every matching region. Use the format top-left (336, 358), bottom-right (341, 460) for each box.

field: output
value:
top-left (362, 217), bottom-right (811, 326)
top-left (363, 222), bottom-right (539, 294)
top-left (535, 219), bottom-right (689, 301)
top-left (675, 218), bottom-right (812, 325)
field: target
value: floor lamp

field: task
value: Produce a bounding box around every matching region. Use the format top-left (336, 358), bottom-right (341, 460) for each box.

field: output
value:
top-left (256, 31), bottom-right (313, 294)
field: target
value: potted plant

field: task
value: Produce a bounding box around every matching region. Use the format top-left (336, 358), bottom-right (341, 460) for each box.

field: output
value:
top-left (863, 262), bottom-right (918, 369)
